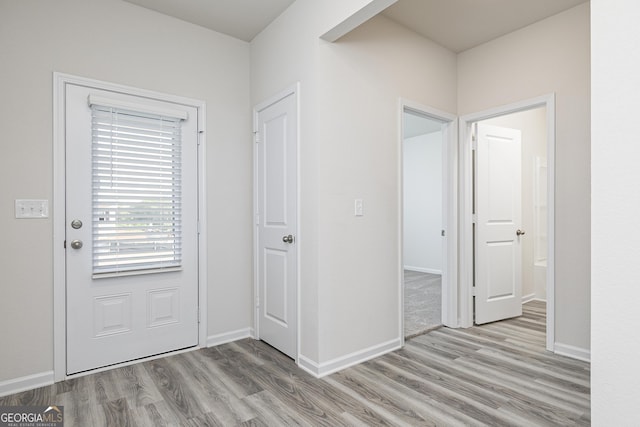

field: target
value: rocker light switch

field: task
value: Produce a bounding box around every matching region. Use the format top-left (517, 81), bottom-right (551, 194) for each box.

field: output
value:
top-left (15, 199), bottom-right (49, 219)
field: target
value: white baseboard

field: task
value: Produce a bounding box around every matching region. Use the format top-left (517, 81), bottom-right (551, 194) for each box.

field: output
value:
top-left (207, 327), bottom-right (254, 348)
top-left (403, 266), bottom-right (442, 275)
top-left (0, 371), bottom-right (54, 398)
top-left (522, 295), bottom-right (547, 304)
top-left (2, 329), bottom-right (254, 398)
top-left (297, 355), bottom-right (320, 376)
top-left (298, 337), bottom-right (402, 378)
top-left (554, 342), bottom-right (591, 362)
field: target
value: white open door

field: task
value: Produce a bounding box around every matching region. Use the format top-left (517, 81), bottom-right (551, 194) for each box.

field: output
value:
top-left (475, 123), bottom-right (523, 324)
top-left (255, 89), bottom-right (297, 359)
top-left (65, 84), bottom-right (199, 374)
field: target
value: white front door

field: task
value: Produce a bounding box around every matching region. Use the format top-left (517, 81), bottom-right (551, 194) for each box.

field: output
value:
top-left (65, 83), bottom-right (199, 374)
top-left (255, 89), bottom-right (297, 359)
top-left (475, 123), bottom-right (523, 324)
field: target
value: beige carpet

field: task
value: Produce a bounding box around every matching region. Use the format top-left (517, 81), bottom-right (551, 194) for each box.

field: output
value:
top-left (404, 270), bottom-right (442, 337)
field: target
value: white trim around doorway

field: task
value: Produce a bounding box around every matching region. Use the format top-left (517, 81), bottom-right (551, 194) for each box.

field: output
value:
top-left (458, 94), bottom-right (556, 352)
top-left (53, 72), bottom-right (208, 382)
top-left (398, 99), bottom-right (458, 345)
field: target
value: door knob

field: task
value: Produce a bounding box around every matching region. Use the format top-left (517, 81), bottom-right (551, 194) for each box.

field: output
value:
top-left (70, 239), bottom-right (83, 249)
top-left (282, 235), bottom-right (294, 244)
top-left (516, 229), bottom-right (526, 236)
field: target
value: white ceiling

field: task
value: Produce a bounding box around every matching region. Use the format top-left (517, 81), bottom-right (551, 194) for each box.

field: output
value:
top-left (123, 0), bottom-right (296, 42)
top-left (382, 0), bottom-right (589, 52)
top-left (123, 0), bottom-right (589, 50)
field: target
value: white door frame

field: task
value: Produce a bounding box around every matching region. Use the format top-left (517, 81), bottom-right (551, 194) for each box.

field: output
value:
top-left (252, 83), bottom-right (301, 362)
top-left (398, 99), bottom-right (458, 343)
top-left (459, 94), bottom-right (556, 352)
top-left (52, 72), bottom-right (208, 381)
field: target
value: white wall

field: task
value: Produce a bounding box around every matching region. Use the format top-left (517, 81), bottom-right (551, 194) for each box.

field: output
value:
top-left (252, 4), bottom-right (457, 368)
top-left (592, 0), bottom-right (640, 423)
top-left (0, 0), bottom-right (252, 383)
top-left (251, 0), bottom-right (326, 364)
top-left (316, 15), bottom-right (456, 363)
top-left (483, 108), bottom-right (547, 300)
top-left (458, 3), bottom-right (590, 352)
top-left (403, 131), bottom-right (443, 273)
top-left (250, 0), bottom-right (396, 364)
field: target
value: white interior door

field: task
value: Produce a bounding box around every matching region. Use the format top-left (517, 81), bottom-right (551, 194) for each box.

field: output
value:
top-left (475, 123), bottom-right (523, 324)
top-left (255, 90), bottom-right (297, 359)
top-left (65, 84), bottom-right (199, 374)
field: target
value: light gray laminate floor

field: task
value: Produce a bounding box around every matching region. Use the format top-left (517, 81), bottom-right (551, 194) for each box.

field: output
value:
top-left (404, 270), bottom-right (442, 337)
top-left (0, 301), bottom-right (589, 426)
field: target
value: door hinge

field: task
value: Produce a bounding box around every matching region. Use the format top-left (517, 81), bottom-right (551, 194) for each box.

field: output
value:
top-left (441, 229), bottom-right (445, 237)
top-left (472, 124), bottom-right (478, 149)
top-left (197, 220), bottom-right (201, 235)
top-left (472, 286), bottom-right (477, 296)
top-left (255, 213), bottom-right (260, 226)
top-left (198, 130), bottom-right (204, 145)
top-left (197, 307), bottom-right (201, 323)
top-left (255, 295), bottom-right (260, 308)
top-left (63, 240), bottom-right (66, 249)
top-left (254, 131), bottom-right (260, 143)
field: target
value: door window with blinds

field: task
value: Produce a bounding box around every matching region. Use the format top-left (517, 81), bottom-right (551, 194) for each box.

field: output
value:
top-left (90, 97), bottom-right (188, 277)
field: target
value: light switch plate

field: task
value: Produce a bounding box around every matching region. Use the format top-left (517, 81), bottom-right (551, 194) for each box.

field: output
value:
top-left (15, 199), bottom-right (49, 219)
top-left (354, 199), bottom-right (364, 216)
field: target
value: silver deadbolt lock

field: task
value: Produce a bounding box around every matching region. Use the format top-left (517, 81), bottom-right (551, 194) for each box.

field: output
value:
top-left (71, 219), bottom-right (83, 229)
top-left (516, 229), bottom-right (526, 236)
top-left (70, 240), bottom-right (83, 250)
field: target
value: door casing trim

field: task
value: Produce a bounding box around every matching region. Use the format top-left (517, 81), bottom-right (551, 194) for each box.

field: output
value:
top-left (458, 93), bottom-right (556, 352)
top-left (53, 72), bottom-right (208, 381)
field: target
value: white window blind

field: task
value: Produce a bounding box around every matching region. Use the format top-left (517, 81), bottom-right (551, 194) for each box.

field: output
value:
top-left (91, 104), bottom-right (184, 276)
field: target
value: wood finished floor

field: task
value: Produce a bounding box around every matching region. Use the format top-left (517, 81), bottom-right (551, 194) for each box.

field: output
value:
top-left (1, 301), bottom-right (589, 426)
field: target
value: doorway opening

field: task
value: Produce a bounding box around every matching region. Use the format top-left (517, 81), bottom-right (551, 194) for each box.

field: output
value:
top-left (460, 95), bottom-right (555, 351)
top-left (399, 101), bottom-right (457, 340)
top-left (402, 111), bottom-right (445, 337)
